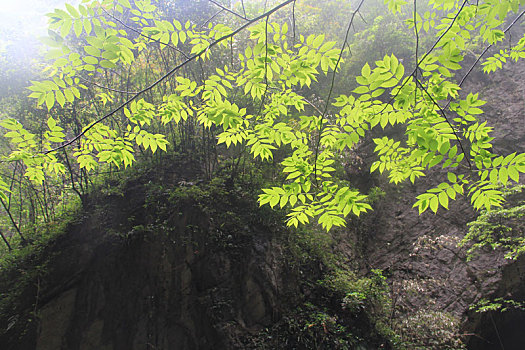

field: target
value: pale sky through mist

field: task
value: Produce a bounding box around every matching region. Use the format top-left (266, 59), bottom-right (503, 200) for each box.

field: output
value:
top-left (0, 0), bottom-right (69, 37)
top-left (0, 0), bottom-right (79, 54)
top-left (0, 0), bottom-right (51, 32)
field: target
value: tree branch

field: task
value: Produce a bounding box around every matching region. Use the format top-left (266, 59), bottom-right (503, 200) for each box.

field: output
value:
top-left (200, 9), bottom-right (225, 28)
top-left (208, 0), bottom-right (249, 21)
top-left (102, 8), bottom-right (190, 59)
top-left (444, 8), bottom-right (525, 111)
top-left (414, 77), bottom-right (472, 169)
top-left (77, 75), bottom-right (138, 94)
top-left (313, 0), bottom-right (366, 183)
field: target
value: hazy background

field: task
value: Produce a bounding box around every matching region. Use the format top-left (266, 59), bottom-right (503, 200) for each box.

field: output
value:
top-left (0, 0), bottom-right (79, 97)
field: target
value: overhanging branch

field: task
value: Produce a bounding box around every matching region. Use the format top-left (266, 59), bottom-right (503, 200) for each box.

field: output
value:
top-left (44, 0), bottom-right (295, 155)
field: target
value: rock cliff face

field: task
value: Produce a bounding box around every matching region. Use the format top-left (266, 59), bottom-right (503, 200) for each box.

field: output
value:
top-left (350, 58), bottom-right (525, 349)
top-left (33, 206), bottom-right (285, 350)
top-left (0, 160), bottom-right (392, 349)
top-left (353, 179), bottom-right (525, 348)
top-left (0, 166), bottom-right (299, 350)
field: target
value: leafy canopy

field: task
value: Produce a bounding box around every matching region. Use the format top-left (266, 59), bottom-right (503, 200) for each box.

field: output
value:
top-left (1, 0), bottom-right (525, 233)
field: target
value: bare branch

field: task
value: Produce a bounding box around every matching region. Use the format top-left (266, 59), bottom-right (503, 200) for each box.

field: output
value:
top-left (241, 0), bottom-right (247, 18)
top-left (208, 0), bottom-right (249, 21)
top-left (77, 75), bottom-right (138, 95)
top-left (200, 9), bottom-right (225, 28)
top-left (413, 0), bottom-right (419, 106)
top-left (313, 0), bottom-right (366, 182)
top-left (444, 8), bottom-right (525, 110)
top-left (414, 77), bottom-right (472, 169)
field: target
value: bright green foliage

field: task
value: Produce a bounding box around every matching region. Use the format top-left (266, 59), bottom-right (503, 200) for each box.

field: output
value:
top-left (482, 34), bottom-right (525, 73)
top-left (0, 178), bottom-right (9, 204)
top-left (1, 0), bottom-right (525, 234)
top-left (0, 117), bottom-right (66, 184)
top-left (470, 297), bottom-right (525, 313)
top-left (461, 185), bottom-right (525, 260)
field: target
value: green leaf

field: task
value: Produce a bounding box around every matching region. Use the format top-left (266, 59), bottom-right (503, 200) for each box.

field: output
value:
top-left (55, 90), bottom-right (66, 107)
top-left (439, 142), bottom-right (450, 155)
top-left (429, 196), bottom-right (439, 213)
top-left (353, 86), bottom-right (369, 94)
top-left (102, 50), bottom-right (119, 60)
top-left (83, 19), bottom-right (92, 35)
top-left (312, 34), bottom-right (325, 48)
top-left (64, 88), bottom-right (74, 102)
top-left (269, 194), bottom-right (279, 208)
top-left (118, 0), bottom-right (132, 8)
top-left (45, 92), bottom-right (55, 110)
top-left (279, 195), bottom-right (288, 208)
top-left (74, 20), bottom-right (83, 36)
top-left (47, 117), bottom-right (57, 129)
top-left (489, 169), bottom-right (499, 183)
top-left (179, 31), bottom-right (187, 43)
top-left (83, 56), bottom-right (99, 65)
top-left (84, 46), bottom-right (100, 57)
top-left (508, 165), bottom-right (519, 182)
top-left (65, 3), bottom-right (80, 18)
top-left (361, 63), bottom-right (371, 77)
top-left (446, 187), bottom-right (456, 200)
top-left (438, 191), bottom-right (449, 209)
top-left (171, 32), bottom-right (179, 46)
top-left (319, 41), bottom-right (335, 53)
top-left (499, 167), bottom-right (508, 185)
top-left (100, 60), bottom-right (116, 69)
top-left (60, 18), bottom-right (72, 37)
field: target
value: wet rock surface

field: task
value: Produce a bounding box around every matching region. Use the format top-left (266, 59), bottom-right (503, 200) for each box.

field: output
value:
top-left (0, 174), bottom-right (294, 350)
top-left (352, 58), bottom-right (525, 348)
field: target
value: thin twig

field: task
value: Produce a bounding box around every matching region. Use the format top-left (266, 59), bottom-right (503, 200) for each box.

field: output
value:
top-left (362, 0), bottom-right (470, 164)
top-left (313, 0), bottom-right (366, 183)
top-left (413, 0), bottom-right (419, 107)
top-left (201, 9), bottom-right (225, 28)
top-left (0, 228), bottom-right (12, 250)
top-left (443, 8), bottom-right (525, 111)
top-left (77, 75), bottom-right (138, 94)
top-left (414, 77), bottom-right (472, 169)
top-left (303, 98), bottom-right (324, 115)
top-left (256, 16), bottom-right (270, 116)
top-left (209, 0), bottom-right (248, 20)
top-left (381, 0), bottom-right (470, 115)
top-left (357, 10), bottom-right (367, 24)
top-left (241, 0), bottom-right (247, 18)
top-left (292, 0), bottom-right (296, 43)
top-left (0, 197), bottom-right (25, 242)
top-left (490, 312), bottom-right (505, 350)
top-left (102, 8), bottom-right (190, 59)
top-left (417, 0), bottom-right (469, 69)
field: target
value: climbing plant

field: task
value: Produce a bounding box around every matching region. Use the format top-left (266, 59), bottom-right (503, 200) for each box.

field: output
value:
top-left (1, 0), bottom-right (525, 244)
